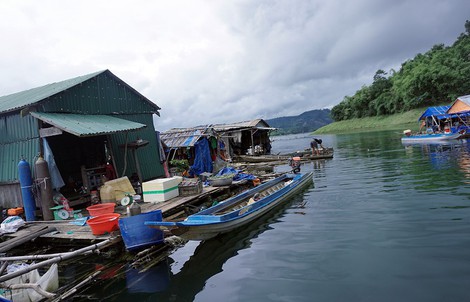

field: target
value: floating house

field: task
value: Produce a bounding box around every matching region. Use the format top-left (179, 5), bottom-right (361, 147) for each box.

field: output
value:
top-left (447, 94), bottom-right (470, 137)
top-left (213, 119), bottom-right (275, 157)
top-left (447, 95), bottom-right (470, 114)
top-left (160, 119), bottom-right (275, 176)
top-left (159, 126), bottom-right (218, 176)
top-left (0, 70), bottom-right (165, 209)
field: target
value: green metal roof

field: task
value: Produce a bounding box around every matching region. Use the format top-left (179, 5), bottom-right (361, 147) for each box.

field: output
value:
top-left (0, 70), bottom-right (161, 115)
top-left (0, 71), bottom-right (103, 113)
top-left (30, 112), bottom-right (146, 137)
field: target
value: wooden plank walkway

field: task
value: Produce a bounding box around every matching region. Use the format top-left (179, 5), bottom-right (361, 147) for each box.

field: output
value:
top-left (2, 186), bottom-right (227, 244)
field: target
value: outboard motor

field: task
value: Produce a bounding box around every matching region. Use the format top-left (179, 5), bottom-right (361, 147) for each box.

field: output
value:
top-left (288, 156), bottom-right (301, 173)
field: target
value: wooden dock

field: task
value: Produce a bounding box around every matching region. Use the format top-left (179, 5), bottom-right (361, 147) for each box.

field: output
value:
top-left (1, 183), bottom-right (249, 246)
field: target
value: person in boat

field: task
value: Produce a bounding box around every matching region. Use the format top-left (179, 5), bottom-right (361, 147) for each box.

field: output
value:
top-left (310, 138), bottom-right (323, 155)
top-left (419, 120), bottom-right (426, 133)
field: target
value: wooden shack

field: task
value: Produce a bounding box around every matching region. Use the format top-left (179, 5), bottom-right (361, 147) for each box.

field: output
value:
top-left (0, 70), bottom-right (165, 210)
top-left (213, 119), bottom-right (275, 157)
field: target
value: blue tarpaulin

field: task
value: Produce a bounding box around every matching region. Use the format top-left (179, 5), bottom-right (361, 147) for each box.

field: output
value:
top-left (418, 106), bottom-right (451, 121)
top-left (189, 138), bottom-right (213, 176)
top-left (215, 167), bottom-right (257, 181)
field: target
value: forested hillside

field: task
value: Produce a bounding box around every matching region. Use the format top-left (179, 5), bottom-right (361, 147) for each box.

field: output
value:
top-left (266, 109), bottom-right (332, 135)
top-left (331, 21), bottom-right (470, 121)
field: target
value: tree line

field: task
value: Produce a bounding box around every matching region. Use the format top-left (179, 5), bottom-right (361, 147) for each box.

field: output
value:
top-left (331, 21), bottom-right (470, 121)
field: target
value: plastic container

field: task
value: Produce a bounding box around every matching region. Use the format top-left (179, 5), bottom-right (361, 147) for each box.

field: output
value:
top-left (178, 179), bottom-right (203, 196)
top-left (100, 177), bottom-right (136, 203)
top-left (142, 176), bottom-right (182, 202)
top-left (100, 183), bottom-right (115, 203)
top-left (87, 213), bottom-right (120, 235)
top-left (118, 210), bottom-right (164, 251)
top-left (86, 203), bottom-right (115, 217)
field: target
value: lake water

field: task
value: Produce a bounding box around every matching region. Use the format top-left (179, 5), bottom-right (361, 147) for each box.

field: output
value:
top-left (84, 130), bottom-right (470, 302)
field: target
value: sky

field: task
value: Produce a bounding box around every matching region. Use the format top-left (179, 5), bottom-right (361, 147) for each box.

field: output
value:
top-left (1, 1), bottom-right (469, 131)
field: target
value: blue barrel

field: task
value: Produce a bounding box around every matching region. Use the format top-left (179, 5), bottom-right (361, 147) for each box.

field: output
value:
top-left (18, 159), bottom-right (36, 221)
top-left (118, 210), bottom-right (164, 251)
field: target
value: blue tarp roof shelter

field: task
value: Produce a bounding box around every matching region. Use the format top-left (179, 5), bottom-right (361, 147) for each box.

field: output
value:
top-left (418, 106), bottom-right (451, 121)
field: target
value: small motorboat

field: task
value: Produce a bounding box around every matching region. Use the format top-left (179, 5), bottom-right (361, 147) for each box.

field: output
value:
top-left (145, 172), bottom-right (313, 241)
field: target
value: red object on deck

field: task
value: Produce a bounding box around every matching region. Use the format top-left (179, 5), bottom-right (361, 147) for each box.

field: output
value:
top-left (86, 203), bottom-right (115, 217)
top-left (87, 213), bottom-right (120, 235)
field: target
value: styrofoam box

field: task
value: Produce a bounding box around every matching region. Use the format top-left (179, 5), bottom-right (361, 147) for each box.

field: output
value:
top-left (142, 176), bottom-right (183, 202)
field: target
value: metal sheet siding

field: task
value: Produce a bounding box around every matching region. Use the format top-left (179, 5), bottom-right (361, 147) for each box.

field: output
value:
top-left (0, 113), bottom-right (40, 183)
top-left (109, 114), bottom-right (164, 181)
top-left (0, 183), bottom-right (23, 208)
top-left (0, 138), bottom-right (40, 183)
top-left (40, 72), bottom-right (159, 115)
top-left (0, 114), bottom-right (38, 144)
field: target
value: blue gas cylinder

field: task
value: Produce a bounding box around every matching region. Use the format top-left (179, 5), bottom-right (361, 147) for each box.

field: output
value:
top-left (18, 159), bottom-right (36, 221)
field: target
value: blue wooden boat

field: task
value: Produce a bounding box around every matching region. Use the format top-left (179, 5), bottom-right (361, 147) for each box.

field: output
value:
top-left (145, 172), bottom-right (313, 240)
top-left (401, 105), bottom-right (467, 143)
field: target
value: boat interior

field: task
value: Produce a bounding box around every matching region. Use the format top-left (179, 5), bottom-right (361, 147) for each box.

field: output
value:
top-left (213, 178), bottom-right (294, 215)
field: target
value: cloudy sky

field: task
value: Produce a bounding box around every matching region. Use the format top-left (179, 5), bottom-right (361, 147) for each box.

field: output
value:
top-left (1, 1), bottom-right (469, 131)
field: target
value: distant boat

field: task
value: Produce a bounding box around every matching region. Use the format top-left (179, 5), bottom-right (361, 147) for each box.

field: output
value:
top-left (234, 148), bottom-right (334, 163)
top-left (145, 172), bottom-right (313, 241)
top-left (401, 130), bottom-right (462, 143)
top-left (401, 105), bottom-right (467, 143)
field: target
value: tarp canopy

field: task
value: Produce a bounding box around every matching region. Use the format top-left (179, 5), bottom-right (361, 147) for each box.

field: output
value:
top-left (189, 138), bottom-right (213, 176)
top-left (31, 112), bottom-right (146, 137)
top-left (418, 106), bottom-right (451, 121)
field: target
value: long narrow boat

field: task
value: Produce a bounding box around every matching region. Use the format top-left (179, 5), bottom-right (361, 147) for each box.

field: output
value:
top-left (235, 148), bottom-right (334, 163)
top-left (145, 172), bottom-right (313, 241)
top-left (401, 132), bottom-right (462, 143)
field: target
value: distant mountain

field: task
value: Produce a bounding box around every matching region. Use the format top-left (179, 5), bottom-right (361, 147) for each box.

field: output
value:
top-left (266, 109), bottom-right (332, 135)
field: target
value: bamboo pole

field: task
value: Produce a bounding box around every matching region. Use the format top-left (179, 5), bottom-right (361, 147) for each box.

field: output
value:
top-left (0, 246), bottom-right (107, 262)
top-left (53, 270), bottom-right (102, 301)
top-left (6, 283), bottom-right (55, 299)
top-left (0, 227), bottom-right (56, 253)
top-left (0, 236), bottom-right (120, 283)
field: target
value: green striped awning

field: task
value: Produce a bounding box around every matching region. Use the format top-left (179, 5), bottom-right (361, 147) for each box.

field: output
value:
top-left (30, 112), bottom-right (146, 137)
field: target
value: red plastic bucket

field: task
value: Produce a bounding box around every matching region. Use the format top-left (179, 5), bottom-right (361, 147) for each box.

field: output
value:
top-left (87, 203), bottom-right (115, 216)
top-left (87, 213), bottom-right (120, 235)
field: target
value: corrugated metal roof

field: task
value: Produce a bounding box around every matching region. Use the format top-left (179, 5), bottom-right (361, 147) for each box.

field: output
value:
top-left (0, 70), bottom-right (161, 115)
top-left (160, 126), bottom-right (212, 148)
top-left (447, 95), bottom-right (470, 115)
top-left (458, 95), bottom-right (470, 104)
top-left (0, 71), bottom-right (103, 113)
top-left (30, 112), bottom-right (146, 137)
top-left (212, 119), bottom-right (273, 131)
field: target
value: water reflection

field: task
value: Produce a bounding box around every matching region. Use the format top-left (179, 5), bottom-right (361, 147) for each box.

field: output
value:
top-left (125, 261), bottom-right (170, 294)
top-left (403, 140), bottom-right (470, 176)
top-left (158, 192), bottom-right (310, 302)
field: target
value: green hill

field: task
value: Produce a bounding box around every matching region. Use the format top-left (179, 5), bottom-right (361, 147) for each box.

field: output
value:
top-left (266, 109), bottom-right (332, 135)
top-left (314, 107), bottom-right (424, 134)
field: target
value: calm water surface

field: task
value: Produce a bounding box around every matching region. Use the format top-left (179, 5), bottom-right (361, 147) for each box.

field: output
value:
top-left (87, 131), bottom-right (470, 302)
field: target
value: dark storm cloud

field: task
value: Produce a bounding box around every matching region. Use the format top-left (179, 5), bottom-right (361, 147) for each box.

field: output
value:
top-left (1, 0), bottom-right (469, 130)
